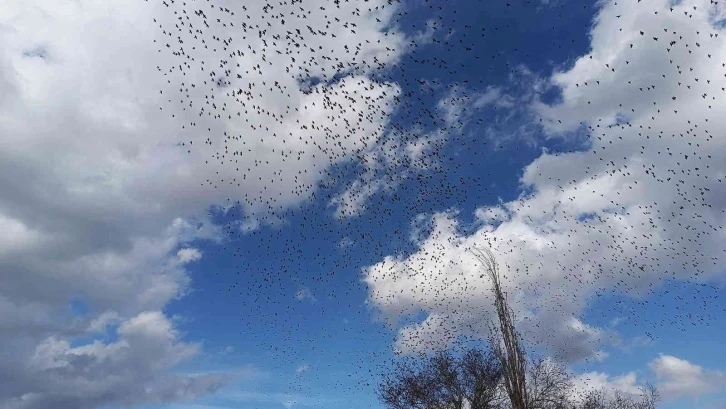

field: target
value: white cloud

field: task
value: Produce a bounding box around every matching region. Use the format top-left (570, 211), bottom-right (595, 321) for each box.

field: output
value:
top-left (364, 0), bottom-right (726, 362)
top-left (177, 248), bottom-right (203, 264)
top-left (329, 176), bottom-right (390, 219)
top-left (295, 287), bottom-right (317, 303)
top-left (571, 371), bottom-right (642, 400)
top-left (330, 84), bottom-right (491, 218)
top-left (217, 390), bottom-right (338, 409)
top-left (649, 354), bottom-right (726, 400)
top-left (329, 69), bottom-right (549, 219)
top-left (219, 346), bottom-right (235, 356)
top-left (0, 0), bottom-right (408, 406)
top-left (571, 354), bottom-right (726, 403)
top-left (474, 205), bottom-right (510, 225)
top-left (409, 213), bottom-right (434, 245)
top-left (295, 364), bottom-right (311, 375)
top-left (85, 311), bottom-right (120, 334)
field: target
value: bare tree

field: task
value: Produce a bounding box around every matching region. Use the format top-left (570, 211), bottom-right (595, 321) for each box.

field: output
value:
top-left (461, 349), bottom-right (506, 409)
top-left (377, 347), bottom-right (503, 409)
top-left (638, 383), bottom-right (660, 409)
top-left (526, 358), bottom-right (572, 409)
top-left (470, 247), bottom-right (528, 409)
top-left (577, 383), bottom-right (659, 409)
top-left (579, 389), bottom-right (608, 409)
top-left (380, 247), bottom-right (661, 409)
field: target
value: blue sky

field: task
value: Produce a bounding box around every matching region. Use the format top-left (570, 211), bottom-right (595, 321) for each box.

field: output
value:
top-left (1, 0), bottom-right (726, 408)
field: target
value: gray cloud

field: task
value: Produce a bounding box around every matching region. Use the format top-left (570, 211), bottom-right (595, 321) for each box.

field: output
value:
top-left (1, 312), bottom-right (236, 409)
top-left (0, 0), bottom-right (407, 406)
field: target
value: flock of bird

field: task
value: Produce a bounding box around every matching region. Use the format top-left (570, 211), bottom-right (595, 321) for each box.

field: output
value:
top-left (149, 0), bottom-right (724, 402)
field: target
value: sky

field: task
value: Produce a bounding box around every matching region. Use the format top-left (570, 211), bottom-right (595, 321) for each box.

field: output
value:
top-left (1, 0), bottom-right (725, 408)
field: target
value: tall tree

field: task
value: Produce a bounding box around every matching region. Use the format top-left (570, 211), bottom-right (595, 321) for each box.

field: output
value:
top-left (470, 247), bottom-right (528, 409)
top-left (379, 248), bottom-right (661, 409)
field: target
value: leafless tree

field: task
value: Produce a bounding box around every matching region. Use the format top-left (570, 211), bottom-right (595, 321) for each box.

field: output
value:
top-left (525, 358), bottom-right (572, 409)
top-left (377, 347), bottom-right (504, 409)
top-left (638, 383), bottom-right (660, 409)
top-left (461, 349), bottom-right (506, 409)
top-left (579, 389), bottom-right (608, 409)
top-left (577, 383), bottom-right (659, 409)
top-left (470, 246), bottom-right (528, 409)
top-left (381, 247), bottom-right (661, 409)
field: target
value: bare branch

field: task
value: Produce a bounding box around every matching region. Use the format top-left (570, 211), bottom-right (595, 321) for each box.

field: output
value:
top-left (377, 346), bottom-right (503, 409)
top-left (470, 246), bottom-right (528, 409)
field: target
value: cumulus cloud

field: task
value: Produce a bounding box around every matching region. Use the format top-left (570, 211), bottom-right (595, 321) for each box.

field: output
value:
top-left (2, 311), bottom-right (236, 409)
top-left (571, 371), bottom-right (642, 400)
top-left (649, 354), bottom-right (726, 400)
top-left (177, 248), bottom-right (203, 264)
top-left (0, 0), bottom-right (408, 406)
top-left (364, 0), bottom-right (726, 362)
top-left (571, 354), bottom-right (726, 403)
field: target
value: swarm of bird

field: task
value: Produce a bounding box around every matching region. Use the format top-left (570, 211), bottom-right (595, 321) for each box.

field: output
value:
top-left (150, 0), bottom-right (725, 401)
